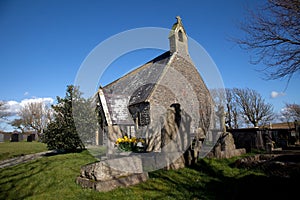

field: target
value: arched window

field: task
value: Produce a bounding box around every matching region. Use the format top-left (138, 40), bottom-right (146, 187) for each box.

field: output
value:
top-left (178, 30), bottom-right (183, 42)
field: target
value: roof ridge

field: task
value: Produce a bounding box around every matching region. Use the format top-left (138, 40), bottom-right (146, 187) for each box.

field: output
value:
top-left (103, 51), bottom-right (171, 89)
top-left (145, 52), bottom-right (177, 102)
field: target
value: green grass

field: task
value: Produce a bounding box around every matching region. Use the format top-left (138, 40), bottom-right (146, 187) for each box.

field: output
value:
top-left (0, 141), bottom-right (48, 161)
top-left (0, 150), bottom-right (298, 200)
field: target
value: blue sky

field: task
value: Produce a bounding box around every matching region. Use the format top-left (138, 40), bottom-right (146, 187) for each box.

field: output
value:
top-left (0, 0), bottom-right (299, 131)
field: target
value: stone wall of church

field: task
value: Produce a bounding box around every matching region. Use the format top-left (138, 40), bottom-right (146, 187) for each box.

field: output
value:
top-left (148, 54), bottom-right (213, 132)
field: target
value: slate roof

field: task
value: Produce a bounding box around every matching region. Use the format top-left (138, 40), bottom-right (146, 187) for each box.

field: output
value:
top-left (100, 51), bottom-right (172, 124)
top-left (103, 51), bottom-right (172, 105)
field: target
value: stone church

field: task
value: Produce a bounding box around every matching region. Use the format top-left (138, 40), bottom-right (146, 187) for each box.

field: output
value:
top-left (76, 17), bottom-right (247, 192)
top-left (96, 16), bottom-right (213, 158)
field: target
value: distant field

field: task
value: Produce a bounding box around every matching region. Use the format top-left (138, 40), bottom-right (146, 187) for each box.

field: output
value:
top-left (0, 150), bottom-right (298, 200)
top-left (0, 141), bottom-right (48, 161)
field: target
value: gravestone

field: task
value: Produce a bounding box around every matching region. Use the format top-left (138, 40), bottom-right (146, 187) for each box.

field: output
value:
top-left (27, 134), bottom-right (33, 142)
top-left (207, 106), bottom-right (246, 158)
top-left (76, 156), bottom-right (148, 192)
top-left (11, 133), bottom-right (19, 142)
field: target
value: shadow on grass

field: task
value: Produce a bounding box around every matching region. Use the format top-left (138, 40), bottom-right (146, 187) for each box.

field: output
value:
top-left (0, 157), bottom-right (55, 199)
top-left (136, 156), bottom-right (299, 200)
top-left (43, 148), bottom-right (85, 157)
top-left (143, 166), bottom-right (215, 199)
top-left (0, 150), bottom-right (97, 200)
top-left (190, 158), bottom-right (299, 200)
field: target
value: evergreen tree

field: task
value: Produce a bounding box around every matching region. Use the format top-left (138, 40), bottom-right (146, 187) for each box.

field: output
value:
top-left (43, 85), bottom-right (98, 151)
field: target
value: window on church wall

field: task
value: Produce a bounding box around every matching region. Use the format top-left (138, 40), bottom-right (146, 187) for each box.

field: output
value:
top-left (129, 102), bottom-right (150, 127)
top-left (138, 103), bottom-right (150, 126)
top-left (178, 30), bottom-right (183, 42)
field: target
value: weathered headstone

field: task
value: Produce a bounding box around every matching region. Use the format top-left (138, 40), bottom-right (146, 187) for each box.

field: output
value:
top-left (76, 156), bottom-right (148, 192)
top-left (207, 105), bottom-right (246, 158)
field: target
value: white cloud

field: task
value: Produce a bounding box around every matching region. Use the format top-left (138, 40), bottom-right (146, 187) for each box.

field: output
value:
top-left (6, 101), bottom-right (21, 114)
top-left (4, 97), bottom-right (54, 115)
top-left (270, 91), bottom-right (285, 98)
top-left (24, 91), bottom-right (29, 96)
top-left (19, 97), bottom-right (54, 107)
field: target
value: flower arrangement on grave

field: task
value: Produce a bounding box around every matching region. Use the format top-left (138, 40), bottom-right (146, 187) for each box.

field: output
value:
top-left (115, 135), bottom-right (145, 152)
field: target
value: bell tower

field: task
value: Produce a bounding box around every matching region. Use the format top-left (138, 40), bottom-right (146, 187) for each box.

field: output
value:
top-left (169, 16), bottom-right (189, 57)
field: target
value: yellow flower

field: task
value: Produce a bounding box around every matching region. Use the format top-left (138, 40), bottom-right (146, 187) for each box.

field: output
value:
top-left (124, 137), bottom-right (130, 142)
top-left (116, 137), bottom-right (123, 144)
top-left (139, 138), bottom-right (145, 143)
top-left (131, 137), bottom-right (137, 143)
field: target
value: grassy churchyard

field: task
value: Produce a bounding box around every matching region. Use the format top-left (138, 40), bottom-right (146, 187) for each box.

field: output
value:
top-left (0, 142), bottom-right (298, 200)
top-left (0, 141), bottom-right (48, 161)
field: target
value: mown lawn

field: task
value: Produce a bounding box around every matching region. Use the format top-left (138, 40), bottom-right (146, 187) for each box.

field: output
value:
top-left (0, 141), bottom-right (48, 161)
top-left (0, 149), bottom-right (298, 200)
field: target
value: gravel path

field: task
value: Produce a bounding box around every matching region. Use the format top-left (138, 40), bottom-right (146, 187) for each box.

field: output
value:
top-left (0, 150), bottom-right (58, 169)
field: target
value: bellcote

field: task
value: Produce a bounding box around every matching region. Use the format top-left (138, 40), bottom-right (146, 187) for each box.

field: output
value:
top-left (169, 16), bottom-right (189, 57)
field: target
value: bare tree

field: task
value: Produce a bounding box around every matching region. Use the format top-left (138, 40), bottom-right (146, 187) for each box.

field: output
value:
top-left (235, 0), bottom-right (300, 82)
top-left (233, 88), bottom-right (274, 127)
top-left (209, 89), bottom-right (226, 107)
top-left (0, 101), bottom-right (9, 131)
top-left (9, 118), bottom-right (27, 133)
top-left (225, 89), bottom-right (240, 129)
top-left (281, 102), bottom-right (300, 121)
top-left (0, 101), bottom-right (9, 119)
top-left (209, 88), bottom-right (225, 129)
top-left (18, 102), bottom-right (53, 138)
top-left (210, 89), bottom-right (240, 129)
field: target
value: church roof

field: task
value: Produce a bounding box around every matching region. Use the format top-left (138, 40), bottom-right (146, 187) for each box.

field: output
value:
top-left (100, 51), bottom-right (172, 124)
top-left (103, 51), bottom-right (172, 105)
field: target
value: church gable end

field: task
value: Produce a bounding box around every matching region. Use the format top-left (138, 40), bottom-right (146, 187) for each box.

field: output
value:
top-left (96, 16), bottom-right (212, 146)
